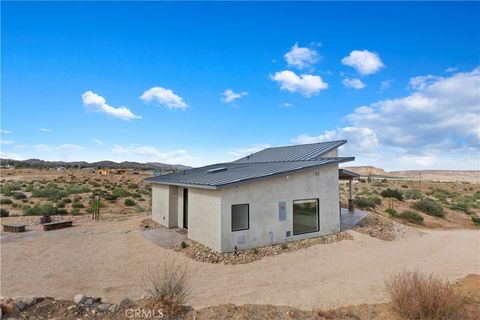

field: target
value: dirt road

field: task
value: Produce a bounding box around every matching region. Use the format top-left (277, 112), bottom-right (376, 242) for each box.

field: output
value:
top-left (1, 217), bottom-right (478, 310)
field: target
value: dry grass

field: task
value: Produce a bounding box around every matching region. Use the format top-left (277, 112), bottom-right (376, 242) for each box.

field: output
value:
top-left (385, 270), bottom-right (465, 319)
top-left (141, 260), bottom-right (190, 318)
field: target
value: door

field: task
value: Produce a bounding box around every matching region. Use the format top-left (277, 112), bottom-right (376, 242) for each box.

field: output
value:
top-left (183, 188), bottom-right (188, 229)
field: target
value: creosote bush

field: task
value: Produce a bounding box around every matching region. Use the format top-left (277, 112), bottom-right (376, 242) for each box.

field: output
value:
top-left (385, 270), bottom-right (464, 319)
top-left (0, 208), bottom-right (9, 217)
top-left (411, 198), bottom-right (445, 217)
top-left (381, 188), bottom-right (404, 201)
top-left (354, 197), bottom-right (378, 209)
top-left (399, 210), bottom-right (424, 224)
top-left (405, 188), bottom-right (424, 200)
top-left (141, 260), bottom-right (190, 318)
top-left (124, 198), bottom-right (136, 206)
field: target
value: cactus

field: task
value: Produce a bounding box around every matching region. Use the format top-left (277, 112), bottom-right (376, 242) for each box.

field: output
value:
top-left (90, 195), bottom-right (101, 220)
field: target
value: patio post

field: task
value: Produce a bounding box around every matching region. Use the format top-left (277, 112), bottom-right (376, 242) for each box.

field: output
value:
top-left (348, 178), bottom-right (354, 212)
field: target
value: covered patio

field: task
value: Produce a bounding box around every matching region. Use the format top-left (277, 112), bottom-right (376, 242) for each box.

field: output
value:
top-left (340, 208), bottom-right (368, 231)
top-left (339, 168), bottom-right (360, 212)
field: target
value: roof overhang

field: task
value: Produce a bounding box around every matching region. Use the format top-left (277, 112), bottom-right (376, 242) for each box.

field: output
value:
top-left (339, 168), bottom-right (360, 180)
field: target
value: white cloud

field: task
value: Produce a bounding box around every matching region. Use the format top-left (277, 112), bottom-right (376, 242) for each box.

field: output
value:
top-left (0, 151), bottom-right (23, 160)
top-left (408, 75), bottom-right (443, 90)
top-left (271, 70), bottom-right (328, 97)
top-left (380, 80), bottom-right (392, 91)
top-left (284, 43), bottom-right (319, 70)
top-left (341, 50), bottom-right (385, 75)
top-left (221, 89), bottom-right (248, 103)
top-left (0, 140), bottom-right (14, 145)
top-left (56, 144), bottom-right (83, 152)
top-left (228, 144), bottom-right (271, 158)
top-left (445, 67), bottom-right (458, 73)
top-left (112, 144), bottom-right (192, 164)
top-left (290, 67), bottom-right (480, 170)
top-left (280, 102), bottom-right (292, 108)
top-left (93, 138), bottom-right (104, 146)
top-left (0, 129), bottom-right (12, 134)
top-left (141, 87), bottom-right (187, 110)
top-left (14, 144), bottom-right (27, 149)
top-left (40, 128), bottom-right (52, 132)
top-left (82, 91), bottom-right (140, 121)
top-left (342, 78), bottom-right (366, 90)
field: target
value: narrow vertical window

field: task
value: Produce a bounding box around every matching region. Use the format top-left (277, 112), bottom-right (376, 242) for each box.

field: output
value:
top-left (231, 204), bottom-right (249, 231)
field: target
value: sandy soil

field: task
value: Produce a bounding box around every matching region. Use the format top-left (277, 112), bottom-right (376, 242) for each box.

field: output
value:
top-left (1, 216), bottom-right (478, 310)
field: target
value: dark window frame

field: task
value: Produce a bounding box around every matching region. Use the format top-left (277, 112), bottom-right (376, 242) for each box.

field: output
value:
top-left (292, 198), bottom-right (320, 236)
top-left (231, 203), bottom-right (250, 232)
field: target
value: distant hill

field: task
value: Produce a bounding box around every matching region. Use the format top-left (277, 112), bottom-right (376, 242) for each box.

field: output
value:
top-left (343, 166), bottom-right (480, 183)
top-left (0, 158), bottom-right (191, 171)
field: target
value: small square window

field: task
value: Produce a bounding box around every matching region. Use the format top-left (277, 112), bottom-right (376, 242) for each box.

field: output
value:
top-left (232, 204), bottom-right (249, 231)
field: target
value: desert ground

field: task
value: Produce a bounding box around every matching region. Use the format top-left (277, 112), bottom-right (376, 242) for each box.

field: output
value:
top-left (1, 168), bottom-right (479, 318)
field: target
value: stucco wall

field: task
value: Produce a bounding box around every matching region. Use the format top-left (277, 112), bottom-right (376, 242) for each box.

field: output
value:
top-left (151, 184), bottom-right (171, 227)
top-left (187, 188), bottom-right (222, 252)
top-left (219, 163), bottom-right (340, 252)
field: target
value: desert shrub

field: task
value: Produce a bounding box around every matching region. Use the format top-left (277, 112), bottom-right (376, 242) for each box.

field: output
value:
top-left (72, 202), bottom-right (84, 208)
top-left (113, 187), bottom-right (130, 198)
top-left (251, 248), bottom-right (259, 255)
top-left (449, 202), bottom-right (470, 214)
top-left (405, 189), bottom-right (424, 200)
top-left (354, 197), bottom-right (378, 209)
top-left (135, 206), bottom-right (146, 213)
top-left (372, 181), bottom-right (386, 187)
top-left (0, 182), bottom-right (22, 195)
top-left (71, 208), bottom-right (81, 215)
top-left (11, 202), bottom-right (18, 208)
top-left (128, 183), bottom-right (139, 189)
top-left (180, 241), bottom-right (188, 249)
top-left (73, 196), bottom-right (82, 202)
top-left (57, 208), bottom-right (68, 215)
top-left (381, 188), bottom-right (403, 201)
top-left (385, 208), bottom-right (398, 219)
top-left (64, 198), bottom-right (72, 203)
top-left (281, 243), bottom-right (288, 250)
top-left (141, 261), bottom-right (190, 318)
top-left (23, 203), bottom-right (59, 216)
top-left (32, 183), bottom-right (67, 200)
top-left (104, 193), bottom-right (117, 202)
top-left (411, 199), bottom-right (445, 217)
top-left (473, 191), bottom-right (480, 200)
top-left (11, 191), bottom-right (27, 200)
top-left (124, 198), bottom-right (135, 206)
top-left (66, 185), bottom-right (90, 194)
top-left (0, 198), bottom-right (12, 205)
top-left (57, 200), bottom-right (66, 208)
top-left (471, 214), bottom-right (480, 226)
top-left (385, 270), bottom-right (463, 319)
top-left (0, 208), bottom-right (9, 217)
top-left (430, 188), bottom-right (459, 204)
top-left (399, 210), bottom-right (424, 224)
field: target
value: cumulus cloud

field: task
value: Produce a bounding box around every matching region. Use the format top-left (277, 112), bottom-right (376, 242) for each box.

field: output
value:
top-left (271, 70), bottom-right (328, 97)
top-left (341, 50), bottom-right (384, 75)
top-left (82, 91), bottom-right (141, 120)
top-left (221, 89), bottom-right (248, 103)
top-left (40, 128), bottom-right (52, 132)
top-left (290, 67), bottom-right (480, 170)
top-left (380, 80), bottom-right (392, 91)
top-left (228, 144), bottom-right (271, 158)
top-left (141, 87), bottom-right (187, 110)
top-left (284, 43), bottom-right (319, 70)
top-left (342, 78), bottom-right (366, 89)
top-left (112, 144), bottom-right (192, 164)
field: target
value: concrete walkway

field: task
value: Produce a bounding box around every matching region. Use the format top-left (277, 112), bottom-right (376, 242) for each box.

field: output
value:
top-left (143, 227), bottom-right (187, 248)
top-left (340, 208), bottom-right (368, 231)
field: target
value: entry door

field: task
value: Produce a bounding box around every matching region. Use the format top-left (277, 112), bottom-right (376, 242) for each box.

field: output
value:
top-left (183, 188), bottom-right (188, 229)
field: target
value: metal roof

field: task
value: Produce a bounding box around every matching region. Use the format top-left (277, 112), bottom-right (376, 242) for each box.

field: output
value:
top-left (234, 140), bottom-right (346, 163)
top-left (339, 168), bottom-right (361, 179)
top-left (145, 157), bottom-right (354, 189)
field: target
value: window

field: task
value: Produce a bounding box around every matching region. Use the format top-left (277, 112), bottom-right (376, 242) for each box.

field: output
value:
top-left (232, 204), bottom-right (249, 231)
top-left (293, 199), bottom-right (319, 235)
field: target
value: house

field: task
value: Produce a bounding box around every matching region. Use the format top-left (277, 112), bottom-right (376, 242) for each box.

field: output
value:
top-left (145, 140), bottom-right (354, 253)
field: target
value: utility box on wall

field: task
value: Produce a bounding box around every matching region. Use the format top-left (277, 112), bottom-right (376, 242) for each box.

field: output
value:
top-left (279, 201), bottom-right (286, 221)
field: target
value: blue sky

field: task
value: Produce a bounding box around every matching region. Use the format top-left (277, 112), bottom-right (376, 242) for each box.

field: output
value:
top-left (1, 1), bottom-right (479, 170)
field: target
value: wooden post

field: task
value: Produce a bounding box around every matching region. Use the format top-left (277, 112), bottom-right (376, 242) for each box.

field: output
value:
top-left (348, 178), bottom-right (354, 212)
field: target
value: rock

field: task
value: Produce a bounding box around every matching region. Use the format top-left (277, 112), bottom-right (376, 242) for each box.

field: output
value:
top-left (119, 297), bottom-right (135, 308)
top-left (96, 304), bottom-right (110, 312)
top-left (2, 300), bottom-right (18, 315)
top-left (83, 298), bottom-right (93, 306)
top-left (74, 294), bottom-right (87, 304)
top-left (108, 304), bottom-right (120, 313)
top-left (22, 296), bottom-right (38, 306)
top-left (92, 297), bottom-right (102, 304)
top-left (15, 300), bottom-right (26, 311)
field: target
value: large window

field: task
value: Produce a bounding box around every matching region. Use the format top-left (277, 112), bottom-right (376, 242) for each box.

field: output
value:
top-left (232, 204), bottom-right (249, 231)
top-left (293, 199), bottom-right (319, 235)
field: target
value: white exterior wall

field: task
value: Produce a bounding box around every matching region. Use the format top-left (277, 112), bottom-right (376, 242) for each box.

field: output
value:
top-left (219, 163), bottom-right (340, 252)
top-left (187, 188), bottom-right (222, 252)
top-left (151, 184), bottom-right (172, 227)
